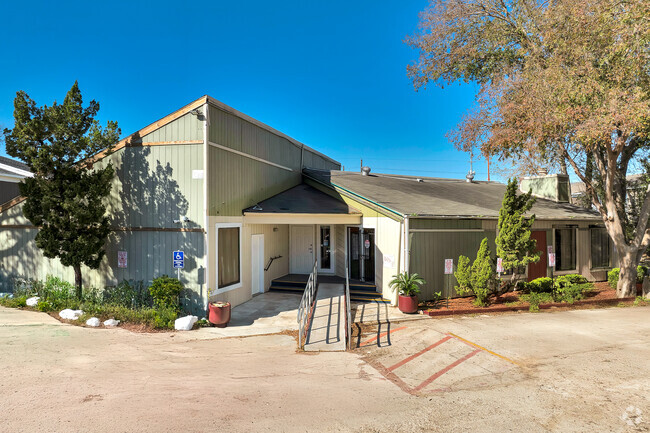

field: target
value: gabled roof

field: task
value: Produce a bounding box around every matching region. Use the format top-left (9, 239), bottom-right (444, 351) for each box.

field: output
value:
top-left (304, 169), bottom-right (602, 221)
top-left (243, 184), bottom-right (360, 215)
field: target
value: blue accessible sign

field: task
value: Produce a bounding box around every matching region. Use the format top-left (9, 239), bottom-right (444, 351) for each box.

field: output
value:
top-left (173, 251), bottom-right (184, 269)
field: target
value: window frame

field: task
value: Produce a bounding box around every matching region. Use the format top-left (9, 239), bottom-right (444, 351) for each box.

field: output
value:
top-left (215, 222), bottom-right (243, 293)
top-left (317, 224), bottom-right (336, 274)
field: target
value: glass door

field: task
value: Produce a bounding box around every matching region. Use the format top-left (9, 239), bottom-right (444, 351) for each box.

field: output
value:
top-left (348, 227), bottom-right (375, 282)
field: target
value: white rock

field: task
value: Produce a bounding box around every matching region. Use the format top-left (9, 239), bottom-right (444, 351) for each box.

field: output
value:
top-left (26, 296), bottom-right (40, 307)
top-left (86, 317), bottom-right (100, 327)
top-left (174, 315), bottom-right (198, 331)
top-left (103, 319), bottom-right (120, 327)
top-left (59, 309), bottom-right (84, 320)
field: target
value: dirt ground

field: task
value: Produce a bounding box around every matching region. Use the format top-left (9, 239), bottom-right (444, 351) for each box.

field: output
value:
top-left (1, 305), bottom-right (649, 432)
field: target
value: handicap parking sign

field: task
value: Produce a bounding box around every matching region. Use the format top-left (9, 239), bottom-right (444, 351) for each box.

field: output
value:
top-left (173, 251), bottom-right (184, 269)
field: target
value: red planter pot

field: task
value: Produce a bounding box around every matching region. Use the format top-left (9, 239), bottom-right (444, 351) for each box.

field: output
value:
top-left (398, 295), bottom-right (419, 314)
top-left (208, 302), bottom-right (231, 328)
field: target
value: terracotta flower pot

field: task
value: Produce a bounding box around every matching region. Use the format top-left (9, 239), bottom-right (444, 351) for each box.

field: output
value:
top-left (208, 302), bottom-right (231, 328)
top-left (398, 294), bottom-right (419, 314)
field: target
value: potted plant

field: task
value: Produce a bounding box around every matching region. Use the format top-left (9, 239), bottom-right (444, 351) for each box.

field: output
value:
top-left (389, 272), bottom-right (425, 314)
top-left (208, 301), bottom-right (231, 328)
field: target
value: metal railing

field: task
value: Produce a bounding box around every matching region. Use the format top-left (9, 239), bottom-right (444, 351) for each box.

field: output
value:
top-left (345, 264), bottom-right (352, 351)
top-left (297, 260), bottom-right (318, 349)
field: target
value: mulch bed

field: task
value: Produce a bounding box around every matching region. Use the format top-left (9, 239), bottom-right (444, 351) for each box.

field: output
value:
top-left (420, 282), bottom-right (643, 317)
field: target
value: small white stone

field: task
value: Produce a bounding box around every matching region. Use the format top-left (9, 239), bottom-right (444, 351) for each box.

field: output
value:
top-left (103, 319), bottom-right (120, 327)
top-left (86, 317), bottom-right (100, 327)
top-left (26, 296), bottom-right (40, 307)
top-left (59, 309), bottom-right (84, 320)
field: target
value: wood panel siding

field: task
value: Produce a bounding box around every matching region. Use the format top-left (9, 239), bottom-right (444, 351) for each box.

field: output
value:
top-left (409, 229), bottom-right (497, 300)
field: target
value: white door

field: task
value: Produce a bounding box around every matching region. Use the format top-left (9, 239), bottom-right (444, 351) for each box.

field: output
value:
top-left (251, 234), bottom-right (265, 295)
top-left (290, 225), bottom-right (314, 274)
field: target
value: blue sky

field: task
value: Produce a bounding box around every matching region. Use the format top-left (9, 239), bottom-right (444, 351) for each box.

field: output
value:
top-left (0, 0), bottom-right (490, 180)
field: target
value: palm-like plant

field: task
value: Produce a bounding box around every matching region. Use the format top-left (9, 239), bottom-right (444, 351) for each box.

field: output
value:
top-left (389, 272), bottom-right (425, 297)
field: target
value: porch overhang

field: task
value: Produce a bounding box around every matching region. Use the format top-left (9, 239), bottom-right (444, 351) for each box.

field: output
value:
top-left (243, 183), bottom-right (362, 225)
top-left (243, 212), bottom-right (361, 225)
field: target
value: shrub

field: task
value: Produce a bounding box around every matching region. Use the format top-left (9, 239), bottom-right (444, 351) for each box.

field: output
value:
top-left (521, 292), bottom-right (554, 311)
top-left (526, 277), bottom-right (554, 293)
top-left (608, 268), bottom-right (620, 289)
top-left (637, 265), bottom-right (648, 283)
top-left (0, 295), bottom-right (27, 308)
top-left (36, 299), bottom-right (53, 312)
top-left (454, 238), bottom-right (496, 307)
top-left (149, 276), bottom-right (184, 311)
top-left (103, 280), bottom-right (151, 308)
top-left (555, 283), bottom-right (593, 303)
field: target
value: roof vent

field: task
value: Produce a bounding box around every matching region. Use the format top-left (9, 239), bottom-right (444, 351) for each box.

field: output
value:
top-left (466, 170), bottom-right (475, 183)
top-left (537, 168), bottom-right (549, 176)
top-left (361, 166), bottom-right (371, 176)
top-left (416, 178), bottom-right (423, 182)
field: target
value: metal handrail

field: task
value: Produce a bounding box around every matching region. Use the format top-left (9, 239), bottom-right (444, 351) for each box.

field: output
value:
top-left (297, 260), bottom-right (318, 349)
top-left (345, 264), bottom-right (352, 351)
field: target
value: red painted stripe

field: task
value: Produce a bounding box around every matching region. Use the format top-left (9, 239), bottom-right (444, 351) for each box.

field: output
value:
top-left (387, 336), bottom-right (452, 372)
top-left (359, 326), bottom-right (407, 347)
top-left (413, 349), bottom-right (481, 392)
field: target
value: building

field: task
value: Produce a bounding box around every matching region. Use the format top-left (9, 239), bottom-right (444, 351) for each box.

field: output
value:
top-left (0, 96), bottom-right (613, 311)
top-left (0, 156), bottom-right (31, 204)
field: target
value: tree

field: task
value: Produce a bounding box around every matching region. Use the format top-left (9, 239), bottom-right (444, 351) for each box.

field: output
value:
top-left (455, 237), bottom-right (496, 306)
top-left (496, 179), bottom-right (540, 282)
top-left (3, 82), bottom-right (120, 299)
top-left (407, 0), bottom-right (650, 297)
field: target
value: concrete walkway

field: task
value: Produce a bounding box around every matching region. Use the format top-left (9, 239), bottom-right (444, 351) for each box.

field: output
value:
top-left (304, 283), bottom-right (346, 351)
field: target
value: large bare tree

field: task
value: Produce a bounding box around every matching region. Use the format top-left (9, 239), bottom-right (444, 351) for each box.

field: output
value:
top-left (408, 0), bottom-right (650, 297)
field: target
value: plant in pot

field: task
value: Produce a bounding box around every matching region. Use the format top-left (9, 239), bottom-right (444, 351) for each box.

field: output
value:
top-left (389, 272), bottom-right (425, 314)
top-left (208, 300), bottom-right (231, 328)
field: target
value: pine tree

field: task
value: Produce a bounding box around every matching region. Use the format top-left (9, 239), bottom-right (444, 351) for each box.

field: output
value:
top-left (496, 179), bottom-right (540, 282)
top-left (3, 82), bottom-right (120, 299)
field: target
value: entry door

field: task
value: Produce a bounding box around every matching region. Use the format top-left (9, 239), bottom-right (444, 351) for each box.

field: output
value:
top-left (348, 227), bottom-right (375, 282)
top-left (528, 230), bottom-right (548, 281)
top-left (251, 234), bottom-right (264, 295)
top-left (290, 226), bottom-right (314, 274)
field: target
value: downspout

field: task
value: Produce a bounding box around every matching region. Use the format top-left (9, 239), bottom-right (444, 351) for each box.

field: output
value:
top-left (404, 215), bottom-right (410, 274)
top-left (202, 102), bottom-right (210, 311)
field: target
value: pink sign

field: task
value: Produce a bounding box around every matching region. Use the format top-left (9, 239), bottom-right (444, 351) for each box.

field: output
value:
top-left (496, 258), bottom-right (504, 273)
top-left (117, 251), bottom-right (127, 268)
top-left (444, 259), bottom-right (453, 275)
top-left (548, 253), bottom-right (556, 267)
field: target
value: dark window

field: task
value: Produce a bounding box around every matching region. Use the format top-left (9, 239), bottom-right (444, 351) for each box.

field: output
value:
top-left (555, 228), bottom-right (576, 271)
top-left (590, 227), bottom-right (610, 268)
top-left (218, 227), bottom-right (240, 288)
top-left (320, 226), bottom-right (331, 269)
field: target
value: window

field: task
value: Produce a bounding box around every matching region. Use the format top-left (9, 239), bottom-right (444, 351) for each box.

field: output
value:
top-left (320, 225), bottom-right (331, 270)
top-left (216, 224), bottom-right (241, 290)
top-left (555, 228), bottom-right (576, 271)
top-left (590, 227), bottom-right (610, 268)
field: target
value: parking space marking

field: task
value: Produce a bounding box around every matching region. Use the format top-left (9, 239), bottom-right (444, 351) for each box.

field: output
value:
top-left (447, 332), bottom-right (520, 366)
top-left (413, 349), bottom-right (481, 392)
top-left (358, 326), bottom-right (407, 347)
top-left (387, 336), bottom-right (452, 372)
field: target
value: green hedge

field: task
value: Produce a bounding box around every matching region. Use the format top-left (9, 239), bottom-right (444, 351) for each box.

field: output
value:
top-left (607, 266), bottom-right (647, 289)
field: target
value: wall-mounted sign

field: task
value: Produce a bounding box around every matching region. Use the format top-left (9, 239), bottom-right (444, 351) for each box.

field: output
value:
top-left (496, 258), bottom-right (504, 273)
top-left (364, 239), bottom-right (370, 249)
top-left (192, 170), bottom-right (204, 179)
top-left (173, 251), bottom-right (184, 269)
top-left (117, 251), bottom-right (127, 268)
top-left (444, 259), bottom-right (454, 275)
top-left (548, 253), bottom-right (556, 267)
top-left (383, 254), bottom-right (395, 269)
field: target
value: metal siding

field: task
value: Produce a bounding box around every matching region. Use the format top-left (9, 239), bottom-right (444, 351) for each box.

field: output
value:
top-left (409, 230), bottom-right (497, 300)
top-left (207, 146), bottom-right (300, 216)
top-left (142, 112), bottom-right (202, 143)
